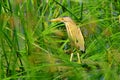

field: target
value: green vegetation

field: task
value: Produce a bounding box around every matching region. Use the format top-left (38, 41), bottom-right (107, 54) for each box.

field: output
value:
top-left (0, 0), bottom-right (120, 80)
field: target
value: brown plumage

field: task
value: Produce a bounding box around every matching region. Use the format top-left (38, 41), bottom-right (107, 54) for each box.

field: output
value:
top-left (50, 17), bottom-right (85, 63)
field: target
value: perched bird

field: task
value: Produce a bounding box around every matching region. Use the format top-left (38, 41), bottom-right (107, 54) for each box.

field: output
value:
top-left (50, 17), bottom-right (85, 63)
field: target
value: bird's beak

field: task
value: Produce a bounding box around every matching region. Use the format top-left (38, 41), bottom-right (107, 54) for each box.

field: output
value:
top-left (50, 18), bottom-right (63, 22)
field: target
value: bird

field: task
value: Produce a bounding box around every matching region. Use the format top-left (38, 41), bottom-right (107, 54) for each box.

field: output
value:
top-left (50, 17), bottom-right (85, 64)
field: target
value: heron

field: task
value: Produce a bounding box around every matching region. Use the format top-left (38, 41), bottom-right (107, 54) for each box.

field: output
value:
top-left (50, 17), bottom-right (85, 64)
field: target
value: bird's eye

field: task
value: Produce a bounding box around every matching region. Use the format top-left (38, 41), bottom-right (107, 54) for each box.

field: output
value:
top-left (61, 18), bottom-right (64, 20)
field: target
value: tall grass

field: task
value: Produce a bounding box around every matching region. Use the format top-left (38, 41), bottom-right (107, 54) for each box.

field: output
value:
top-left (0, 0), bottom-right (120, 80)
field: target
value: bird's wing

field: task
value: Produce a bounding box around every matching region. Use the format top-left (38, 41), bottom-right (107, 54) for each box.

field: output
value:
top-left (75, 27), bottom-right (85, 51)
top-left (65, 21), bottom-right (85, 51)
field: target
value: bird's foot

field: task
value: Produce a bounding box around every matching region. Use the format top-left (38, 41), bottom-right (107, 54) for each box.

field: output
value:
top-left (77, 59), bottom-right (81, 64)
top-left (77, 53), bottom-right (81, 64)
top-left (70, 53), bottom-right (74, 62)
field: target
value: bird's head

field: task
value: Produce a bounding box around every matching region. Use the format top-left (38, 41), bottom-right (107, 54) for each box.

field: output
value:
top-left (50, 17), bottom-right (72, 23)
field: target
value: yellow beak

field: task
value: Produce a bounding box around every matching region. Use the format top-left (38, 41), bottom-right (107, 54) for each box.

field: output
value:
top-left (50, 18), bottom-right (63, 22)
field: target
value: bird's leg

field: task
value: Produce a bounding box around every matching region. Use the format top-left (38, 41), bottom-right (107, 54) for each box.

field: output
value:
top-left (70, 53), bottom-right (74, 62)
top-left (77, 53), bottom-right (81, 64)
